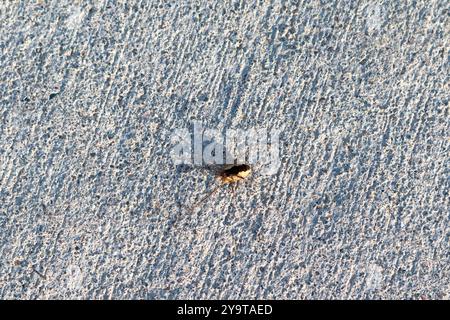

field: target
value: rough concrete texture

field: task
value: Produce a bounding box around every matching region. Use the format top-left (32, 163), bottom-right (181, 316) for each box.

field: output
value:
top-left (0, 0), bottom-right (449, 299)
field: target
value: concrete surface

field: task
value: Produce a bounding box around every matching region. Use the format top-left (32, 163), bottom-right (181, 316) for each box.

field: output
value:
top-left (0, 0), bottom-right (449, 299)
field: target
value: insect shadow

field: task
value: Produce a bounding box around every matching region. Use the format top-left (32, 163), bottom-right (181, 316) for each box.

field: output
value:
top-left (174, 139), bottom-right (236, 176)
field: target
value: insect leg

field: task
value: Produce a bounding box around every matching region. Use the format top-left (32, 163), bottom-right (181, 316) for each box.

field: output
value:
top-left (188, 184), bottom-right (222, 213)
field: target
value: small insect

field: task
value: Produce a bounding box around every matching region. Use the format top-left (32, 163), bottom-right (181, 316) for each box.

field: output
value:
top-left (189, 164), bottom-right (252, 212)
top-left (218, 164), bottom-right (252, 184)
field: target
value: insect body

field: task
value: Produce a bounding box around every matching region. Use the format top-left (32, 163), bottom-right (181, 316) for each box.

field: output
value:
top-left (189, 164), bottom-right (251, 212)
top-left (218, 164), bottom-right (252, 184)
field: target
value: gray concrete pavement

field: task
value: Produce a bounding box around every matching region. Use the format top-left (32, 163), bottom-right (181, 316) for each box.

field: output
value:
top-left (0, 0), bottom-right (448, 299)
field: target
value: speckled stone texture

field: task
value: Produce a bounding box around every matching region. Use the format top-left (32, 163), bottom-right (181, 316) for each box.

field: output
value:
top-left (0, 0), bottom-right (448, 299)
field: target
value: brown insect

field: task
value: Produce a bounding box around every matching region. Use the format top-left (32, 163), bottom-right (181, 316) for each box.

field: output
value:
top-left (189, 164), bottom-right (252, 212)
top-left (218, 164), bottom-right (251, 184)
